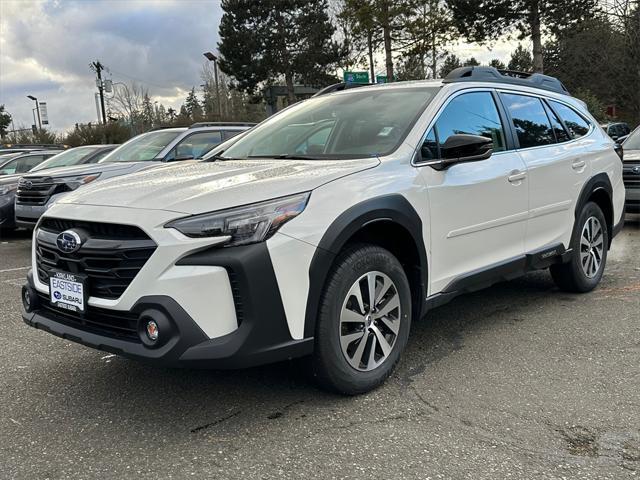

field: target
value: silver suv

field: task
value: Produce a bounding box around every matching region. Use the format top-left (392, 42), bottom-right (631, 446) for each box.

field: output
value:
top-left (14, 123), bottom-right (254, 228)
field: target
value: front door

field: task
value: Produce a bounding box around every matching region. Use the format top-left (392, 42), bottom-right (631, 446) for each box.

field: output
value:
top-left (417, 90), bottom-right (529, 294)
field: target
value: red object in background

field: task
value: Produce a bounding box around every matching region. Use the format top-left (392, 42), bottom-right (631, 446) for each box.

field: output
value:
top-left (606, 105), bottom-right (617, 117)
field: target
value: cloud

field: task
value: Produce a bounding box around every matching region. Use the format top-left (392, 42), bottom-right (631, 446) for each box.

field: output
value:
top-left (0, 0), bottom-right (223, 131)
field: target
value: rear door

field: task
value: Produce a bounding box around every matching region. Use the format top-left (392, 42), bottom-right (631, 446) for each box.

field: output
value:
top-left (417, 90), bottom-right (529, 293)
top-left (500, 92), bottom-right (592, 252)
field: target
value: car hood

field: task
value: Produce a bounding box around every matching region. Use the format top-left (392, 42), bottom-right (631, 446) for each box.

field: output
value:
top-left (0, 173), bottom-right (22, 185)
top-left (58, 158), bottom-right (380, 214)
top-left (22, 161), bottom-right (157, 179)
top-left (623, 149), bottom-right (640, 162)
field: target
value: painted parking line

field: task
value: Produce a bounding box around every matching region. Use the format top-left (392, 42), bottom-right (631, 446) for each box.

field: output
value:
top-left (0, 266), bottom-right (30, 273)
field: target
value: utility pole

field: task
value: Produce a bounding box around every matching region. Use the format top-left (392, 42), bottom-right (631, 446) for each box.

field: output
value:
top-left (203, 52), bottom-right (223, 120)
top-left (91, 61), bottom-right (107, 125)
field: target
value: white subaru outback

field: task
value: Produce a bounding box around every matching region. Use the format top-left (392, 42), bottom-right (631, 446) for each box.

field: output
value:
top-left (22, 67), bottom-right (625, 394)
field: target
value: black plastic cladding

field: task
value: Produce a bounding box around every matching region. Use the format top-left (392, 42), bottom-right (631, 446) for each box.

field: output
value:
top-left (303, 194), bottom-right (428, 339)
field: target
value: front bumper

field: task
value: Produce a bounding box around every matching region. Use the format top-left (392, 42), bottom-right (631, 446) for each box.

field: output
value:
top-left (22, 240), bottom-right (314, 368)
top-left (14, 202), bottom-right (46, 229)
top-left (625, 187), bottom-right (640, 213)
top-left (0, 193), bottom-right (16, 230)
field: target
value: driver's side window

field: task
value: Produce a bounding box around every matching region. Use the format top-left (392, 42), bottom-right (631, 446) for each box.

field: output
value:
top-left (0, 158), bottom-right (19, 175)
top-left (420, 91), bottom-right (506, 161)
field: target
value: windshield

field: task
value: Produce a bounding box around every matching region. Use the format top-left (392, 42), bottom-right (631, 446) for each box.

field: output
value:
top-left (624, 127), bottom-right (640, 150)
top-left (99, 130), bottom-right (182, 162)
top-left (30, 146), bottom-right (100, 172)
top-left (221, 86), bottom-right (440, 160)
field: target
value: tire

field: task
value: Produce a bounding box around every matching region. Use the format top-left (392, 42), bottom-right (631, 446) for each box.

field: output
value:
top-left (550, 201), bottom-right (608, 293)
top-left (312, 244), bottom-right (412, 395)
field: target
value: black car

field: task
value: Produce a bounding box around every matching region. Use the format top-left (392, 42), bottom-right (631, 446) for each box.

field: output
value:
top-left (622, 127), bottom-right (640, 214)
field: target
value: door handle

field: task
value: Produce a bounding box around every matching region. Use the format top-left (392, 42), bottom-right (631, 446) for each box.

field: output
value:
top-left (508, 170), bottom-right (527, 183)
top-left (572, 160), bottom-right (586, 170)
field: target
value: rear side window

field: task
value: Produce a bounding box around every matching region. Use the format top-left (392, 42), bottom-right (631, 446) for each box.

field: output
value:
top-left (168, 131), bottom-right (224, 160)
top-left (543, 102), bottom-right (571, 143)
top-left (501, 93), bottom-right (555, 148)
top-left (421, 91), bottom-right (506, 159)
top-left (549, 101), bottom-right (591, 139)
top-left (222, 130), bottom-right (244, 141)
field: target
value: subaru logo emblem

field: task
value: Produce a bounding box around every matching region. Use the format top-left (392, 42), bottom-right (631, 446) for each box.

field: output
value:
top-left (56, 230), bottom-right (82, 254)
top-left (633, 166), bottom-right (640, 175)
top-left (23, 180), bottom-right (33, 189)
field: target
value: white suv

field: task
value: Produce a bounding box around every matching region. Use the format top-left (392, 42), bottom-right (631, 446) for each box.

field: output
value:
top-left (22, 67), bottom-right (625, 394)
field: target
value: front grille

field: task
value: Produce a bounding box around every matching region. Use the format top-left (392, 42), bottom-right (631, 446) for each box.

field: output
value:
top-left (36, 293), bottom-right (140, 342)
top-left (16, 176), bottom-right (62, 206)
top-left (623, 164), bottom-right (640, 189)
top-left (36, 219), bottom-right (157, 299)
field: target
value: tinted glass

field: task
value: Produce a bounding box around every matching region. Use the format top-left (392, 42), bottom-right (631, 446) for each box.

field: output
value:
top-left (222, 130), bottom-right (244, 141)
top-left (16, 155), bottom-right (44, 173)
top-left (168, 131), bottom-right (223, 160)
top-left (549, 101), bottom-right (591, 138)
top-left (30, 146), bottom-right (100, 172)
top-left (221, 87), bottom-right (440, 160)
top-left (100, 130), bottom-right (182, 162)
top-left (88, 148), bottom-right (115, 163)
top-left (502, 93), bottom-right (555, 148)
top-left (543, 102), bottom-right (571, 143)
top-left (421, 91), bottom-right (506, 159)
top-left (0, 157), bottom-right (19, 175)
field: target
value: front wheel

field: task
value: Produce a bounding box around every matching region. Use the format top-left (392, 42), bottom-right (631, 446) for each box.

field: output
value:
top-left (312, 244), bottom-right (412, 395)
top-left (550, 201), bottom-right (608, 293)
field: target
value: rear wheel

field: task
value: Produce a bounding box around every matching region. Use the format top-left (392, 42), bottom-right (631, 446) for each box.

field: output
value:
top-left (550, 201), bottom-right (608, 292)
top-left (312, 244), bottom-right (411, 395)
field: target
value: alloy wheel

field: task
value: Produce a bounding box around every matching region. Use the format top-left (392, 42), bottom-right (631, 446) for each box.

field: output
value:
top-left (580, 216), bottom-right (604, 279)
top-left (339, 271), bottom-right (401, 371)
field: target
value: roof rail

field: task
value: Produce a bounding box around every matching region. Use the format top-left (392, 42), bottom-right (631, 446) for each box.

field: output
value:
top-left (189, 122), bottom-right (257, 129)
top-left (443, 66), bottom-right (570, 95)
top-left (313, 82), bottom-right (374, 97)
top-left (0, 143), bottom-right (69, 149)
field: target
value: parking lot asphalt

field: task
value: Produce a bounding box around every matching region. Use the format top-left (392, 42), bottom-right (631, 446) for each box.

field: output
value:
top-left (0, 221), bottom-right (639, 480)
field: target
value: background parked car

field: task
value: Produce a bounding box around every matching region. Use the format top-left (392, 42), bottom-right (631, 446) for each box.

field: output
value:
top-left (622, 126), bottom-right (640, 214)
top-left (14, 123), bottom-right (254, 228)
top-left (601, 122), bottom-right (631, 142)
top-left (0, 146), bottom-right (117, 233)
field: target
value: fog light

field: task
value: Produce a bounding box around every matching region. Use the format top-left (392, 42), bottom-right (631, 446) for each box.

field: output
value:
top-left (146, 320), bottom-right (159, 341)
top-left (23, 287), bottom-right (32, 310)
top-left (21, 285), bottom-right (38, 313)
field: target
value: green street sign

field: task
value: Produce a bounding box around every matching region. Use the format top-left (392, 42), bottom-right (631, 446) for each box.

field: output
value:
top-left (375, 75), bottom-right (388, 84)
top-left (343, 71), bottom-right (369, 84)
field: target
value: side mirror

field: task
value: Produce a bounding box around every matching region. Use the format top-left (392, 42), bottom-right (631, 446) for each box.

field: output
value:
top-left (430, 134), bottom-right (493, 170)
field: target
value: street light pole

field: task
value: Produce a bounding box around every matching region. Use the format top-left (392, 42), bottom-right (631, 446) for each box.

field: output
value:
top-left (27, 95), bottom-right (41, 130)
top-left (203, 52), bottom-right (222, 120)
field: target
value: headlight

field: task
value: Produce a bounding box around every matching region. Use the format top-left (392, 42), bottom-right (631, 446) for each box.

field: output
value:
top-left (60, 174), bottom-right (101, 190)
top-left (0, 183), bottom-right (18, 195)
top-left (165, 192), bottom-right (310, 246)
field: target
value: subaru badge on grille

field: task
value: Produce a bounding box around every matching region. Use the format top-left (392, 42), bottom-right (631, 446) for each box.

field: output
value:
top-left (56, 230), bottom-right (82, 253)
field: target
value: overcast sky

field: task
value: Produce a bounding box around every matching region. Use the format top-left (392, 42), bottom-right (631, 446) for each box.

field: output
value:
top-left (0, 0), bottom-right (521, 133)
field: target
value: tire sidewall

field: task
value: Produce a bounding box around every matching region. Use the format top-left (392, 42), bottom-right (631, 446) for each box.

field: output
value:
top-left (314, 245), bottom-right (412, 394)
top-left (569, 202), bottom-right (608, 290)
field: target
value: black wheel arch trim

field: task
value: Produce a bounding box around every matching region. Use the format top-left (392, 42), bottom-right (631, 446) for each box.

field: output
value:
top-left (304, 194), bottom-right (428, 338)
top-left (574, 172), bottom-right (616, 248)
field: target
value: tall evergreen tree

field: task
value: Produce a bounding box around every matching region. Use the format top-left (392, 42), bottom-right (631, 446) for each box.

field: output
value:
top-left (508, 44), bottom-right (534, 72)
top-left (0, 105), bottom-right (12, 139)
top-left (447, 0), bottom-right (597, 72)
top-left (438, 53), bottom-right (462, 77)
top-left (184, 88), bottom-right (203, 120)
top-left (218, 0), bottom-right (345, 101)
